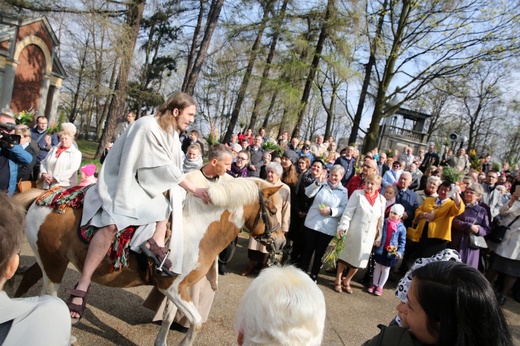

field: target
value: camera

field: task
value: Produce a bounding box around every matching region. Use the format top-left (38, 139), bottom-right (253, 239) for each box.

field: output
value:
top-left (0, 133), bottom-right (21, 147)
top-left (0, 122), bottom-right (20, 148)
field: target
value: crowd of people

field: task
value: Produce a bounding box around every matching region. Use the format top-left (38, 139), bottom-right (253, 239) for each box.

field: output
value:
top-left (1, 96), bottom-right (519, 345)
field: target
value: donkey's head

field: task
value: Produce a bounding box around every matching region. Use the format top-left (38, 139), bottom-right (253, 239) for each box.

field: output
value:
top-left (244, 182), bottom-right (285, 254)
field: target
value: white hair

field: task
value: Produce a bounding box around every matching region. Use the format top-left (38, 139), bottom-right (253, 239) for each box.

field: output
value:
top-left (61, 122), bottom-right (77, 135)
top-left (266, 162), bottom-right (283, 177)
top-left (427, 175), bottom-right (441, 185)
top-left (235, 265), bottom-right (326, 346)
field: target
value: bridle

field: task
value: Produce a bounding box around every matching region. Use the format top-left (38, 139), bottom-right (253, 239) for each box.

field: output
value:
top-left (247, 189), bottom-right (280, 245)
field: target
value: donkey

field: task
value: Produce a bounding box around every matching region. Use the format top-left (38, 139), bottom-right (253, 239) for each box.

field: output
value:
top-left (14, 178), bottom-right (285, 346)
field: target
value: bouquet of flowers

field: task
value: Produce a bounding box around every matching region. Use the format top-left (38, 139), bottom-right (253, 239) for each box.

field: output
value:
top-left (386, 245), bottom-right (397, 255)
top-left (321, 234), bottom-right (345, 269)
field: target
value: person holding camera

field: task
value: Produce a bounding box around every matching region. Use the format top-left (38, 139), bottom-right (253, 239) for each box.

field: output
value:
top-left (0, 108), bottom-right (32, 195)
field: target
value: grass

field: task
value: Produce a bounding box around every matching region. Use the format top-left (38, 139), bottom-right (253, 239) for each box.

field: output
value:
top-left (77, 138), bottom-right (102, 171)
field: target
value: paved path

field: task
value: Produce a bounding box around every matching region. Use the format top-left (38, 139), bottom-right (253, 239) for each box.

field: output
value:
top-left (8, 235), bottom-right (520, 345)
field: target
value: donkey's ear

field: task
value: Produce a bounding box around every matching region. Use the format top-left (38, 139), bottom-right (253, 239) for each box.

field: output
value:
top-left (262, 185), bottom-right (282, 198)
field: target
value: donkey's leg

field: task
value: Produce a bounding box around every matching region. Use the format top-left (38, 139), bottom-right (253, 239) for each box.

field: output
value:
top-left (161, 288), bottom-right (202, 346)
top-left (155, 299), bottom-right (178, 346)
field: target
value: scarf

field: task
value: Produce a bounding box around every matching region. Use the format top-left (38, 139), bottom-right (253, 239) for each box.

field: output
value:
top-left (229, 162), bottom-right (249, 177)
top-left (385, 218), bottom-right (399, 248)
top-left (182, 156), bottom-right (203, 173)
top-left (365, 191), bottom-right (378, 206)
top-left (55, 146), bottom-right (69, 158)
top-left (385, 197), bottom-right (395, 217)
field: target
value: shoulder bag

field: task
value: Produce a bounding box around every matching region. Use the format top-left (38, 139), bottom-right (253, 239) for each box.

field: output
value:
top-left (468, 214), bottom-right (488, 250)
top-left (486, 215), bottom-right (520, 244)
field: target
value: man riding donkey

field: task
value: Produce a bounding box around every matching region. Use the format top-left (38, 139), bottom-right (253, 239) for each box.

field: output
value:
top-left (68, 92), bottom-right (210, 321)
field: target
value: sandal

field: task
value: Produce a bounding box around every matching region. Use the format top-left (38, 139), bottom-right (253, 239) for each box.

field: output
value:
top-left (139, 239), bottom-right (174, 277)
top-left (66, 283), bottom-right (91, 323)
top-left (341, 278), bottom-right (353, 294)
top-left (334, 283), bottom-right (342, 293)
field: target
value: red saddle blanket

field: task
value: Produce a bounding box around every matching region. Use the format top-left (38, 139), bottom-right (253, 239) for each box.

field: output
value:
top-left (35, 185), bottom-right (136, 271)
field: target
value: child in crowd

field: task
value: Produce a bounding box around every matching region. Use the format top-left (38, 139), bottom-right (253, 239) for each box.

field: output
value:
top-left (182, 144), bottom-right (203, 173)
top-left (78, 163), bottom-right (97, 187)
top-left (363, 184), bottom-right (398, 285)
top-left (0, 192), bottom-right (71, 345)
top-left (369, 204), bottom-right (406, 296)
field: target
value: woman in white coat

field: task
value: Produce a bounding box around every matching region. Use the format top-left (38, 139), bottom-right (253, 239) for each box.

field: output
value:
top-left (335, 173), bottom-right (386, 294)
top-left (486, 190), bottom-right (520, 305)
top-left (40, 130), bottom-right (82, 189)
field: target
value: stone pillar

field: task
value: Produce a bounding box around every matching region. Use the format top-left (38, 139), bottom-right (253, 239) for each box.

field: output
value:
top-left (48, 76), bottom-right (63, 124)
top-left (1, 60), bottom-right (17, 110)
top-left (37, 73), bottom-right (50, 117)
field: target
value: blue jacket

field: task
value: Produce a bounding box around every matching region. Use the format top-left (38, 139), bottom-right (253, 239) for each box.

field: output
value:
top-left (375, 219), bottom-right (407, 258)
top-left (1, 144), bottom-right (32, 195)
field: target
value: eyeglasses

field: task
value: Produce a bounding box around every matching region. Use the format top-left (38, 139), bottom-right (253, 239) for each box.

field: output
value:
top-left (298, 162), bottom-right (306, 165)
top-left (236, 156), bottom-right (248, 160)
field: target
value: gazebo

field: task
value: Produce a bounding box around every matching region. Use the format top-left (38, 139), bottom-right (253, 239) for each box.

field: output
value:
top-left (377, 107), bottom-right (431, 155)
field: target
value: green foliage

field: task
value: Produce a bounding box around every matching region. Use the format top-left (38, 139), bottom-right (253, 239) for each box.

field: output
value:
top-left (14, 110), bottom-right (33, 125)
top-left (492, 162), bottom-right (501, 173)
top-left (322, 234), bottom-right (345, 270)
top-left (468, 149), bottom-right (481, 170)
top-left (441, 166), bottom-right (464, 184)
top-left (262, 140), bottom-right (282, 157)
top-left (46, 111), bottom-right (67, 135)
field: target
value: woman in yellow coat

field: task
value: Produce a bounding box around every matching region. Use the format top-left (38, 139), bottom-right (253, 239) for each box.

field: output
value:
top-left (410, 181), bottom-right (464, 260)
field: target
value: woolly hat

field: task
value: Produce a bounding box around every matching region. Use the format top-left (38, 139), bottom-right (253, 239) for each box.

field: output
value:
top-left (390, 204), bottom-right (405, 218)
top-left (283, 150), bottom-right (299, 165)
top-left (80, 163), bottom-right (96, 177)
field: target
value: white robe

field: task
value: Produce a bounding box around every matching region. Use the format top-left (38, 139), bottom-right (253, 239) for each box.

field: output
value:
top-left (82, 115), bottom-right (186, 274)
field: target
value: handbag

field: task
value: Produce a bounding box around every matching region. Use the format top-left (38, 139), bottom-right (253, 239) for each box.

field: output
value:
top-left (16, 179), bottom-right (34, 193)
top-left (469, 233), bottom-right (488, 249)
top-left (486, 215), bottom-right (520, 244)
top-left (406, 221), bottom-right (421, 242)
top-left (467, 213), bottom-right (488, 249)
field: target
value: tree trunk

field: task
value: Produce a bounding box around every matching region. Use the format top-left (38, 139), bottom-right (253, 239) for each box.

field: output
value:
top-left (182, 0), bottom-right (205, 92)
top-left (362, 0), bottom-right (410, 153)
top-left (183, 0), bottom-right (224, 95)
top-left (223, 1), bottom-right (270, 144)
top-left (248, 0), bottom-right (288, 131)
top-left (291, 0), bottom-right (333, 139)
top-left (95, 0), bottom-right (145, 158)
top-left (349, 0), bottom-right (387, 146)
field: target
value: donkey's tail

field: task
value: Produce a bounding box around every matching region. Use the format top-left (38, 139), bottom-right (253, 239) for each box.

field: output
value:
top-left (12, 188), bottom-right (43, 211)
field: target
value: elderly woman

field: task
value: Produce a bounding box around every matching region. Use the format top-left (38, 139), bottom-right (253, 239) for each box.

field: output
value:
top-left (40, 130), bottom-right (82, 189)
top-left (335, 174), bottom-right (386, 294)
top-left (241, 162), bottom-right (291, 276)
top-left (299, 164), bottom-right (348, 282)
top-left (486, 190), bottom-right (520, 305)
top-left (416, 176), bottom-right (441, 205)
top-left (410, 182), bottom-right (464, 261)
top-left (450, 184), bottom-right (491, 269)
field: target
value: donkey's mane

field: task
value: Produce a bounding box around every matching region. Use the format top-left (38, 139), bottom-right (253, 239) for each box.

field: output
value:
top-left (184, 177), bottom-right (266, 213)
